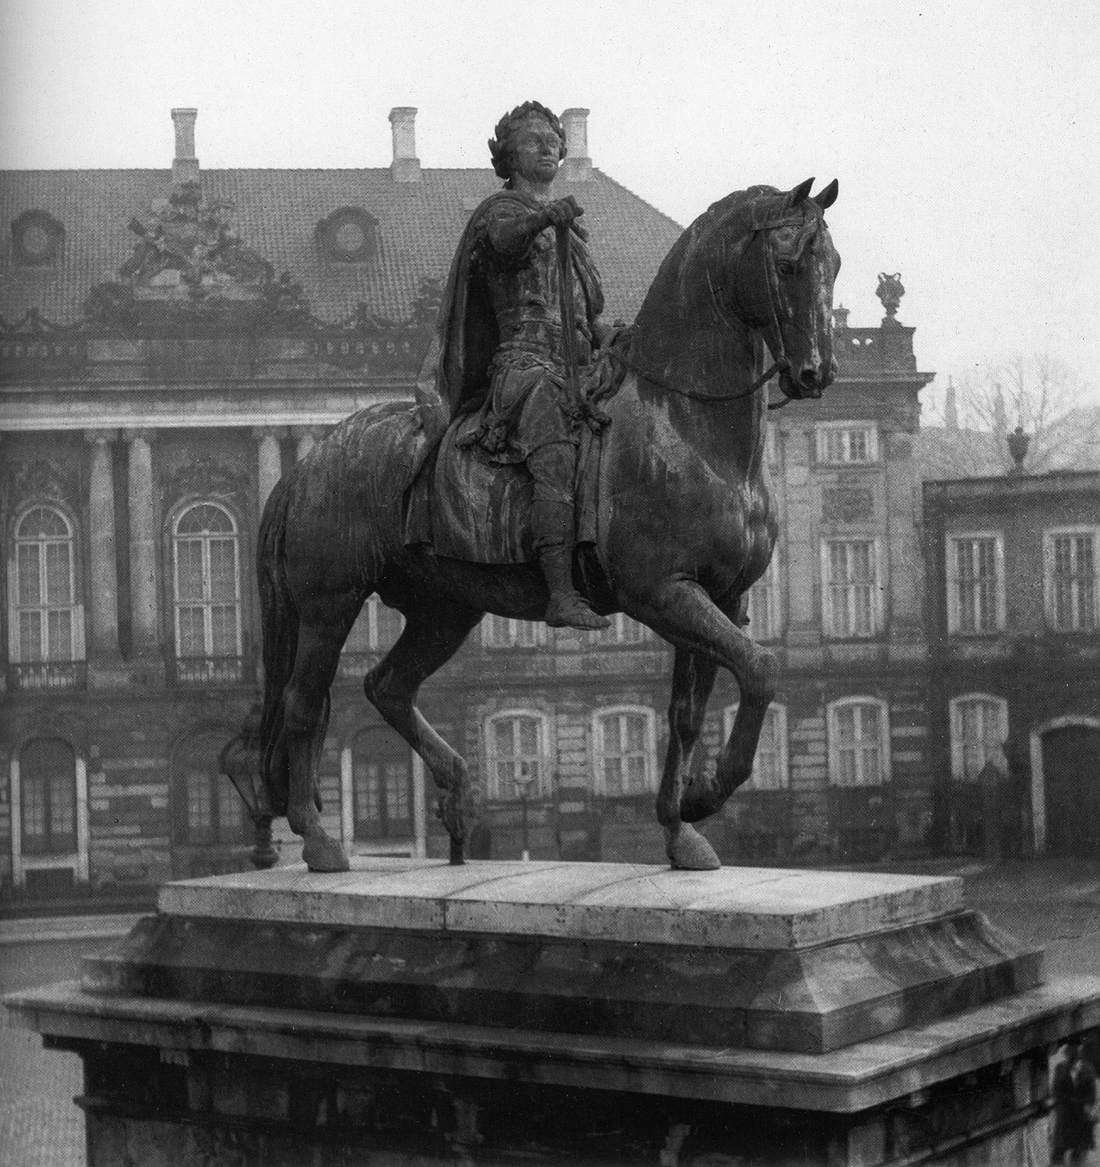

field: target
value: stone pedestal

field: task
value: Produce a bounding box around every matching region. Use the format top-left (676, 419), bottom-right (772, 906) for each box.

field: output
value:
top-left (7, 860), bottom-right (1100, 1165)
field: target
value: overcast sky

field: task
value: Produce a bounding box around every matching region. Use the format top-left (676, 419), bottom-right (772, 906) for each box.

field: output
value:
top-left (2, 0), bottom-right (1097, 412)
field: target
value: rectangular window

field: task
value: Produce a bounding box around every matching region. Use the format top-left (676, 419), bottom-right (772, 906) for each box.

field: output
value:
top-left (829, 701), bottom-right (888, 787)
top-left (951, 696), bottom-right (1007, 781)
top-left (823, 539), bottom-right (878, 637)
top-left (486, 714), bottom-right (547, 798)
top-left (1047, 530), bottom-right (1097, 632)
top-left (724, 704), bottom-right (788, 790)
top-left (747, 553), bottom-right (783, 641)
top-left (587, 613), bottom-right (649, 647)
top-left (816, 425), bottom-right (878, 464)
top-left (948, 534), bottom-right (1003, 634)
top-left (595, 710), bottom-right (655, 796)
top-left (482, 616), bottom-right (545, 649)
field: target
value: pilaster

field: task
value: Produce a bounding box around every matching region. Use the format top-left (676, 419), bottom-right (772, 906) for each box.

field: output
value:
top-left (85, 430), bottom-right (127, 686)
top-left (125, 428), bottom-right (163, 683)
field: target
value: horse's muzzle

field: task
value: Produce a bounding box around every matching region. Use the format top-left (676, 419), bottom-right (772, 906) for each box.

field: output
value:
top-left (780, 360), bottom-right (834, 400)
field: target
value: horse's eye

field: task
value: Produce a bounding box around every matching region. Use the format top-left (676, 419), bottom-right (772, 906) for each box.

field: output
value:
top-left (776, 259), bottom-right (796, 277)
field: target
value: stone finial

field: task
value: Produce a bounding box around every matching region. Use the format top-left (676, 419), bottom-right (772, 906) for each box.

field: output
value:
top-left (1007, 425), bottom-right (1030, 475)
top-left (832, 305), bottom-right (850, 329)
top-left (389, 107), bottom-right (421, 182)
top-left (875, 272), bottom-right (904, 323)
top-left (944, 377), bottom-right (958, 431)
top-left (560, 108), bottom-right (592, 182)
top-left (171, 108), bottom-right (198, 185)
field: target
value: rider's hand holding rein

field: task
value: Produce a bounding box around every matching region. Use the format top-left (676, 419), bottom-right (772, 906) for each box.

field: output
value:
top-left (542, 195), bottom-right (584, 230)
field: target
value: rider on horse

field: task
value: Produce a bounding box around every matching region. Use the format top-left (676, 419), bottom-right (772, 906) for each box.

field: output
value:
top-left (431, 101), bottom-right (614, 631)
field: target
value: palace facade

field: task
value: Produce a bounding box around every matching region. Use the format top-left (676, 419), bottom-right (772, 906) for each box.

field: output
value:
top-left (4, 105), bottom-right (1093, 908)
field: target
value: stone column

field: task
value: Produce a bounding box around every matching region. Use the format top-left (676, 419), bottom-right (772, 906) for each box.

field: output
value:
top-left (293, 426), bottom-right (319, 461)
top-left (125, 429), bottom-right (160, 659)
top-left (85, 430), bottom-right (120, 659)
top-left (254, 427), bottom-right (286, 511)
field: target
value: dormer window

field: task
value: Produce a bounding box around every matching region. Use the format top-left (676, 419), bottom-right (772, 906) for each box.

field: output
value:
top-left (316, 207), bottom-right (378, 264)
top-left (11, 210), bottom-right (65, 267)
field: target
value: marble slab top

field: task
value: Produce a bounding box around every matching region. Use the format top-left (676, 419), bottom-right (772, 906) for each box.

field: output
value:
top-left (157, 859), bottom-right (963, 950)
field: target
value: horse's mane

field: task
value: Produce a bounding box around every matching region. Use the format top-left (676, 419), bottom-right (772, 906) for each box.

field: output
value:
top-left (703, 185), bottom-right (782, 220)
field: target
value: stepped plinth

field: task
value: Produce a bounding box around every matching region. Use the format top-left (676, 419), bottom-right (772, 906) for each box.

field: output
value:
top-left (7, 859), bottom-right (1100, 1165)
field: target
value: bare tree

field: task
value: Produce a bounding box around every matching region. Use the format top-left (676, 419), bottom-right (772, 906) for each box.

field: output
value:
top-left (921, 354), bottom-right (1100, 478)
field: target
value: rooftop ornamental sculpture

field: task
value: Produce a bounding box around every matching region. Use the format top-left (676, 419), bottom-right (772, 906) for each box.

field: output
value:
top-left (876, 271), bottom-right (905, 321)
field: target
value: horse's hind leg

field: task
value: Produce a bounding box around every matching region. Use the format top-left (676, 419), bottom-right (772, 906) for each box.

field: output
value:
top-left (363, 600), bottom-right (483, 864)
top-left (283, 611), bottom-right (360, 872)
top-left (658, 649), bottom-right (721, 870)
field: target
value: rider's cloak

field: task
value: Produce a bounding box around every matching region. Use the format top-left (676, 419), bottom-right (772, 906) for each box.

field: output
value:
top-left (416, 188), bottom-right (603, 421)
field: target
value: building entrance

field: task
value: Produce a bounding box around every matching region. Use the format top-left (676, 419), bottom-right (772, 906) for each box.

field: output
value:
top-left (1042, 725), bottom-right (1100, 854)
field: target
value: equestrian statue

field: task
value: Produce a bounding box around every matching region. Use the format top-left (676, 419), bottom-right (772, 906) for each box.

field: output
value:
top-left (258, 100), bottom-right (840, 873)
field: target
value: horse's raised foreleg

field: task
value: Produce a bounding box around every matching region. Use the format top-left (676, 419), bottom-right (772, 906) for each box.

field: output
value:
top-left (638, 580), bottom-right (777, 847)
top-left (363, 601), bottom-right (483, 864)
top-left (658, 649), bottom-right (721, 869)
top-left (283, 617), bottom-right (357, 873)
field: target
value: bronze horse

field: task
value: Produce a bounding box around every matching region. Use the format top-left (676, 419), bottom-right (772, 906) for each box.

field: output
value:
top-left (258, 178), bottom-right (840, 873)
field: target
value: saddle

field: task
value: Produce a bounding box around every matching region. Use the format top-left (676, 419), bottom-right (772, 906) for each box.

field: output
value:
top-left (404, 332), bottom-right (627, 565)
top-left (404, 411), bottom-right (604, 565)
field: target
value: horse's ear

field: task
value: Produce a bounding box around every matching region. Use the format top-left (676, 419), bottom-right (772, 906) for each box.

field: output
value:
top-left (786, 177), bottom-right (815, 207)
top-left (813, 179), bottom-right (839, 209)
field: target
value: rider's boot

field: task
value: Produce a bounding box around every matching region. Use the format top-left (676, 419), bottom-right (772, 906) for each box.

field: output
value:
top-left (533, 499), bottom-right (609, 631)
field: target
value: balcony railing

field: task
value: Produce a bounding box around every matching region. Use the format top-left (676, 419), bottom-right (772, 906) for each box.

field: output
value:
top-left (7, 661), bottom-right (87, 692)
top-left (168, 655), bottom-right (246, 686)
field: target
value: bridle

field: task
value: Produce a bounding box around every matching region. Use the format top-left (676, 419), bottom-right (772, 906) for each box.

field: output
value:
top-left (610, 206), bottom-right (824, 410)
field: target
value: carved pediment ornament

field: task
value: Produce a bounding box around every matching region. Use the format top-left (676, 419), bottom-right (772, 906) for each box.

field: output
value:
top-left (84, 181), bottom-right (289, 330)
top-left (161, 455), bottom-right (248, 507)
top-left (7, 457), bottom-right (79, 508)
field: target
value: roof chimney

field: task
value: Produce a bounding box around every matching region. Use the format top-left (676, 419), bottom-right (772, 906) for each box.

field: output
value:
top-left (389, 107), bottom-right (421, 182)
top-left (171, 108), bottom-right (199, 184)
top-left (560, 107), bottom-right (592, 181)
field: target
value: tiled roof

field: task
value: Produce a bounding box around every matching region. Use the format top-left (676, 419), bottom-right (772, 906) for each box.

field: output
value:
top-left (0, 168), bottom-right (683, 327)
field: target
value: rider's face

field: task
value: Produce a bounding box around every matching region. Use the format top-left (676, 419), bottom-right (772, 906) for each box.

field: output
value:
top-left (508, 117), bottom-right (562, 185)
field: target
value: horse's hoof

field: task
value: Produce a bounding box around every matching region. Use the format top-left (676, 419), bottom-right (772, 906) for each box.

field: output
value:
top-left (302, 833), bottom-right (350, 873)
top-left (666, 823), bottom-right (721, 871)
top-left (449, 837), bottom-right (466, 866)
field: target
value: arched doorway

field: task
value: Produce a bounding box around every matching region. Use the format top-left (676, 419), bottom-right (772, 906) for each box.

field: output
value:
top-left (1032, 718), bottom-right (1100, 855)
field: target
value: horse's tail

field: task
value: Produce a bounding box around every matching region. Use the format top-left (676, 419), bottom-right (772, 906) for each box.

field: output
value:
top-left (258, 476), bottom-right (296, 818)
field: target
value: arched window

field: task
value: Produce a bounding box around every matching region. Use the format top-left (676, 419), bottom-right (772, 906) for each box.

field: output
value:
top-left (172, 503), bottom-right (242, 683)
top-left (173, 731), bottom-right (245, 846)
top-left (352, 726), bottom-right (413, 841)
top-left (484, 711), bottom-right (551, 799)
top-left (950, 694), bottom-right (1008, 781)
top-left (19, 738), bottom-right (76, 856)
top-left (592, 706), bottom-right (657, 796)
top-left (344, 595), bottom-right (405, 654)
top-left (722, 703), bottom-right (789, 790)
top-left (9, 505), bottom-right (84, 689)
top-left (827, 698), bottom-right (891, 787)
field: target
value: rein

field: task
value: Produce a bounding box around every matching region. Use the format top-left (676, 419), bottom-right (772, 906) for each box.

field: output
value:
top-left (609, 208), bottom-right (820, 411)
top-left (609, 344), bottom-right (789, 409)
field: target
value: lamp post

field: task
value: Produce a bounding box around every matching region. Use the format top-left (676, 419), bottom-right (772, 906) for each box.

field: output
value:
top-left (219, 701), bottom-right (278, 870)
top-left (514, 765), bottom-right (535, 861)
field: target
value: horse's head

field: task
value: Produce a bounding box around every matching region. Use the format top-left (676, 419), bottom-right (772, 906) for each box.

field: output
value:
top-left (704, 178), bottom-right (841, 401)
